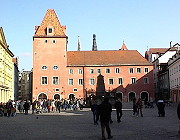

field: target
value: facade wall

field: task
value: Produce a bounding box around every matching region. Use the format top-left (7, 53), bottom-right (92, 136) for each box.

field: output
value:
top-left (32, 37), bottom-right (68, 101)
top-left (0, 28), bottom-right (14, 103)
top-left (168, 51), bottom-right (180, 102)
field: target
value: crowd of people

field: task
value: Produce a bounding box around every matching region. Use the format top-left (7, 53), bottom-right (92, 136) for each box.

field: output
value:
top-left (31, 98), bottom-right (86, 114)
top-left (0, 98), bottom-right (86, 116)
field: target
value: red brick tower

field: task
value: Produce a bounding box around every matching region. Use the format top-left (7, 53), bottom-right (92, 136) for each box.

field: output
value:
top-left (32, 9), bottom-right (68, 101)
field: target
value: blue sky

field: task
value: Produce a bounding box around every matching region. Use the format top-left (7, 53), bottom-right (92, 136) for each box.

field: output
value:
top-left (0, 0), bottom-right (180, 71)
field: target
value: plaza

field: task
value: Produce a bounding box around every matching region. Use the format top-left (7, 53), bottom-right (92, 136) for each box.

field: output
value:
top-left (0, 103), bottom-right (180, 140)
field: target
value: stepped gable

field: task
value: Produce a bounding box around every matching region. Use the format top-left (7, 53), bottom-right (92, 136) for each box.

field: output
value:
top-left (34, 9), bottom-right (66, 37)
top-left (67, 50), bottom-right (152, 66)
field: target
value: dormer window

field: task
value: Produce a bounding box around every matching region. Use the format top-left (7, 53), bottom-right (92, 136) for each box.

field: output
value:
top-left (48, 28), bottom-right (52, 33)
top-left (47, 26), bottom-right (54, 35)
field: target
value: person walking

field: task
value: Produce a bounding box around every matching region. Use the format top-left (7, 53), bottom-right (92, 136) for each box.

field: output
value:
top-left (177, 102), bottom-right (180, 120)
top-left (156, 98), bottom-right (165, 117)
top-left (97, 98), bottom-right (113, 140)
top-left (91, 100), bottom-right (98, 125)
top-left (114, 98), bottom-right (122, 123)
top-left (132, 98), bottom-right (137, 116)
top-left (136, 98), bottom-right (143, 117)
top-left (23, 101), bottom-right (30, 115)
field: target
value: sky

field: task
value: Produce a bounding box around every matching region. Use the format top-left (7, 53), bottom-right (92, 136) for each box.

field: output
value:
top-left (0, 0), bottom-right (180, 71)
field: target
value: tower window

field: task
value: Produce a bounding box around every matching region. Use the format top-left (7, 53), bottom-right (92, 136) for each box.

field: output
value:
top-left (48, 28), bottom-right (53, 33)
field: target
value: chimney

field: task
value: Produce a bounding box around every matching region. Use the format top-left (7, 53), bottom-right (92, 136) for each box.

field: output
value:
top-left (170, 41), bottom-right (172, 48)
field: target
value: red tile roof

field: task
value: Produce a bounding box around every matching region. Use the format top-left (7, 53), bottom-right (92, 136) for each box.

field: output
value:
top-left (34, 9), bottom-right (66, 37)
top-left (149, 48), bottom-right (168, 54)
top-left (67, 50), bottom-right (152, 66)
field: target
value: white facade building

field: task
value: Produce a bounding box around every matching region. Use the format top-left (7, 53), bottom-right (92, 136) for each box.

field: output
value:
top-left (168, 50), bottom-right (180, 102)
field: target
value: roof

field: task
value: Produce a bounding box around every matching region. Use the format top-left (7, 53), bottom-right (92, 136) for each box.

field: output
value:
top-left (0, 27), bottom-right (14, 57)
top-left (67, 50), bottom-right (152, 66)
top-left (149, 48), bottom-right (168, 54)
top-left (34, 9), bottom-right (66, 37)
top-left (120, 42), bottom-right (128, 50)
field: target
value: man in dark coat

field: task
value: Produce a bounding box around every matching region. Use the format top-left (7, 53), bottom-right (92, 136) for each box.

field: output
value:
top-left (177, 102), bottom-right (180, 120)
top-left (157, 99), bottom-right (165, 117)
top-left (97, 98), bottom-right (113, 140)
top-left (115, 98), bottom-right (123, 123)
top-left (91, 100), bottom-right (98, 125)
top-left (23, 101), bottom-right (30, 115)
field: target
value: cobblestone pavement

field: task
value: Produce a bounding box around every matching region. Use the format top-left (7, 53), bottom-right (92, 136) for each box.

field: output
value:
top-left (0, 103), bottom-right (180, 140)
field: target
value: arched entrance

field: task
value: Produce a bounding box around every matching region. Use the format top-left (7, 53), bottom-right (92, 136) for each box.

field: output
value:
top-left (116, 92), bottom-right (123, 100)
top-left (141, 91), bottom-right (149, 101)
top-left (38, 93), bottom-right (47, 100)
top-left (69, 94), bottom-right (75, 100)
top-left (128, 92), bottom-right (136, 102)
top-left (54, 94), bottom-right (60, 100)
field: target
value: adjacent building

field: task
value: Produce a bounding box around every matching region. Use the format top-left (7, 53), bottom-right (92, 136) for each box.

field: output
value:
top-left (12, 57), bottom-right (19, 100)
top-left (0, 27), bottom-right (14, 102)
top-left (168, 49), bottom-right (180, 102)
top-left (18, 70), bottom-right (32, 101)
top-left (146, 44), bottom-right (179, 100)
top-left (32, 9), bottom-right (154, 102)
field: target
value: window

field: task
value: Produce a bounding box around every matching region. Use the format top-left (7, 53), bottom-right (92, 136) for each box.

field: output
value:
top-left (53, 40), bottom-right (56, 43)
top-left (69, 69), bottom-right (73, 74)
top-left (42, 66), bottom-right (47, 70)
top-left (144, 68), bottom-right (149, 73)
top-left (73, 88), bottom-right (78, 92)
top-left (137, 68), bottom-right (141, 73)
top-left (52, 77), bottom-right (59, 85)
top-left (115, 68), bottom-right (120, 73)
top-left (109, 78), bottom-right (114, 85)
top-left (45, 40), bottom-right (48, 43)
top-left (68, 79), bottom-right (73, 85)
top-left (118, 78), bottom-right (123, 85)
top-left (143, 77), bottom-right (149, 84)
top-left (106, 68), bottom-right (110, 74)
top-left (41, 77), bottom-right (48, 85)
top-left (131, 77), bottom-right (136, 84)
top-left (78, 69), bottom-right (83, 74)
top-left (90, 69), bottom-right (94, 74)
top-left (53, 65), bottom-right (58, 70)
top-left (97, 69), bottom-right (101, 74)
top-left (48, 28), bottom-right (52, 33)
top-left (55, 88), bottom-right (59, 92)
top-left (129, 68), bottom-right (134, 73)
top-left (90, 78), bottom-right (95, 85)
top-left (78, 79), bottom-right (83, 85)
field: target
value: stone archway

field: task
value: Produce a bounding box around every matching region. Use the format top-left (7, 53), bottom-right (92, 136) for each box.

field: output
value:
top-left (128, 92), bottom-right (136, 102)
top-left (116, 92), bottom-right (123, 100)
top-left (38, 93), bottom-right (47, 100)
top-left (141, 91), bottom-right (149, 101)
top-left (69, 93), bottom-right (75, 100)
top-left (54, 94), bottom-right (60, 100)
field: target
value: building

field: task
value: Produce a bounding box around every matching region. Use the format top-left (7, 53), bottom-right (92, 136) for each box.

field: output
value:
top-left (32, 9), bottom-right (154, 102)
top-left (149, 44), bottom-right (179, 100)
top-left (168, 49), bottom-right (180, 102)
top-left (18, 70), bottom-right (32, 101)
top-left (12, 57), bottom-right (19, 100)
top-left (0, 27), bottom-right (14, 103)
top-left (145, 48), bottom-right (168, 62)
